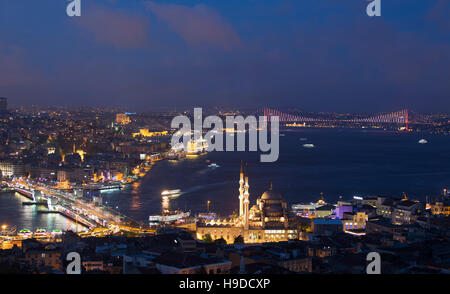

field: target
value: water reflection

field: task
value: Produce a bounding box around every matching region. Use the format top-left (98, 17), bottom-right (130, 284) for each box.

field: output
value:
top-left (131, 181), bottom-right (140, 195)
top-left (0, 192), bottom-right (85, 232)
top-left (130, 195), bottom-right (141, 210)
top-left (162, 196), bottom-right (170, 212)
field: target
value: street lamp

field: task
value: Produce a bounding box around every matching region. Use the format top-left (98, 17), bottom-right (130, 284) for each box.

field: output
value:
top-left (1, 225), bottom-right (6, 235)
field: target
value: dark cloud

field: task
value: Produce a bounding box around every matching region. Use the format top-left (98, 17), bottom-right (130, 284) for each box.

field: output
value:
top-left (72, 3), bottom-right (150, 49)
top-left (0, 44), bottom-right (40, 87)
top-left (145, 1), bottom-right (241, 51)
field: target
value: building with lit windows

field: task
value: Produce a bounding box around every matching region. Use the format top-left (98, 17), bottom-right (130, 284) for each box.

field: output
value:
top-left (132, 129), bottom-right (168, 137)
top-left (429, 200), bottom-right (450, 216)
top-left (0, 160), bottom-right (27, 177)
top-left (196, 162), bottom-right (300, 244)
top-left (392, 200), bottom-right (423, 225)
top-left (342, 212), bottom-right (368, 231)
top-left (115, 113), bottom-right (131, 125)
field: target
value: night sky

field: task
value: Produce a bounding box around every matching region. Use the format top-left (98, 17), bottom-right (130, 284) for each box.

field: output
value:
top-left (0, 0), bottom-right (449, 112)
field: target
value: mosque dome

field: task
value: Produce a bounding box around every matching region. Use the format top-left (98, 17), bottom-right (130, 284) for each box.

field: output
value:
top-left (261, 190), bottom-right (282, 200)
top-left (261, 184), bottom-right (283, 200)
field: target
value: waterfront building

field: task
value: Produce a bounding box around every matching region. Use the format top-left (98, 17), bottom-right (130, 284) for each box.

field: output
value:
top-left (132, 129), bottom-right (168, 137)
top-left (291, 196), bottom-right (327, 217)
top-left (196, 162), bottom-right (299, 244)
top-left (115, 113), bottom-right (131, 125)
top-left (341, 212), bottom-right (368, 231)
top-left (314, 204), bottom-right (335, 218)
top-left (430, 200), bottom-right (450, 216)
top-left (0, 160), bottom-right (27, 178)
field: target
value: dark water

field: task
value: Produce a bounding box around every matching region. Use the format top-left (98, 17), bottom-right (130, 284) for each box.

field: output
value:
top-left (2, 129), bottom-right (450, 227)
top-left (100, 129), bottom-right (450, 221)
top-left (0, 192), bottom-right (85, 232)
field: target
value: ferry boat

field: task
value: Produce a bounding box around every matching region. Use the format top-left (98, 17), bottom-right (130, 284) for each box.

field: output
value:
top-left (100, 183), bottom-right (122, 192)
top-left (149, 210), bottom-right (191, 225)
top-left (18, 229), bottom-right (32, 238)
top-left (418, 139), bottom-right (428, 144)
top-left (161, 189), bottom-right (181, 196)
top-left (34, 228), bottom-right (47, 237)
top-left (186, 138), bottom-right (208, 155)
top-left (166, 151), bottom-right (186, 160)
top-left (166, 143), bottom-right (186, 160)
top-left (208, 163), bottom-right (220, 168)
top-left (303, 144), bottom-right (315, 148)
top-left (84, 182), bottom-right (122, 192)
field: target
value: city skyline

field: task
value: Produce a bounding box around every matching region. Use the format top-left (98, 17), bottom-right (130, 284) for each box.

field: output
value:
top-left (0, 0), bottom-right (450, 277)
top-left (2, 98), bottom-right (450, 116)
top-left (1, 0), bottom-right (449, 112)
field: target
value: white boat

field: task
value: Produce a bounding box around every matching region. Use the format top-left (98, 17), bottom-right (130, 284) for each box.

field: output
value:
top-left (208, 163), bottom-right (220, 168)
top-left (85, 183), bottom-right (121, 192)
top-left (186, 138), bottom-right (208, 155)
top-left (149, 210), bottom-right (191, 224)
top-left (161, 189), bottom-right (181, 196)
top-left (418, 139), bottom-right (428, 144)
top-left (166, 150), bottom-right (186, 160)
top-left (300, 138), bottom-right (308, 141)
top-left (303, 144), bottom-right (315, 148)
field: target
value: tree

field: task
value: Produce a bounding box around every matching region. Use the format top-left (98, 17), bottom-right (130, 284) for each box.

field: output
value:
top-left (214, 238), bottom-right (227, 245)
top-left (202, 234), bottom-right (213, 243)
top-left (234, 235), bottom-right (244, 244)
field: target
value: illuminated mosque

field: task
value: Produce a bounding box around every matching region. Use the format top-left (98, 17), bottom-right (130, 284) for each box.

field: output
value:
top-left (196, 162), bottom-right (300, 244)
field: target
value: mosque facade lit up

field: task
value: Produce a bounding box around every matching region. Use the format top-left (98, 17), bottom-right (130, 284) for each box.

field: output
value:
top-left (196, 162), bottom-right (300, 244)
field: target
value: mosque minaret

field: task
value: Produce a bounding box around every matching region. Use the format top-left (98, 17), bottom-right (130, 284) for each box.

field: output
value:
top-left (238, 161), bottom-right (244, 218)
top-left (243, 163), bottom-right (250, 231)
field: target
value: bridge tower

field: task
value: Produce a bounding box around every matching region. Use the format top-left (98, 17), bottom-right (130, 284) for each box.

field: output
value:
top-left (32, 190), bottom-right (44, 203)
